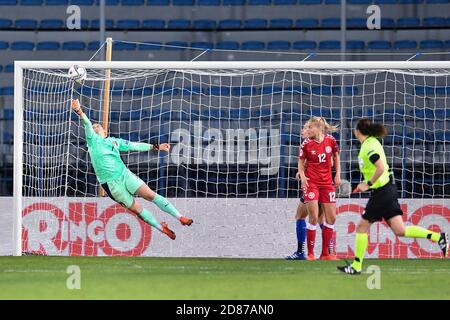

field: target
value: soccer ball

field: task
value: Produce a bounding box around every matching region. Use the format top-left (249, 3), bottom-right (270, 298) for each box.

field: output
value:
top-left (68, 65), bottom-right (87, 83)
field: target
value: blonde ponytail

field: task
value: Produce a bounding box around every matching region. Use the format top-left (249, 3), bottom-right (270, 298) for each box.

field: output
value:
top-left (310, 116), bottom-right (339, 133)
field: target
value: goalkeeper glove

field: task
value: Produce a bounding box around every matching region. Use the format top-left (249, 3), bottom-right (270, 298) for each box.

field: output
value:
top-left (152, 143), bottom-right (159, 151)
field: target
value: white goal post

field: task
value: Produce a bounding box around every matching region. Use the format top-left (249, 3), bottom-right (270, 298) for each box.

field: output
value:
top-left (13, 60), bottom-right (450, 257)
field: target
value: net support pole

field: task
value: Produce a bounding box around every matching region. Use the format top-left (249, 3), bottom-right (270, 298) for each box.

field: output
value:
top-left (13, 62), bottom-right (24, 256)
top-left (99, 37), bottom-right (112, 197)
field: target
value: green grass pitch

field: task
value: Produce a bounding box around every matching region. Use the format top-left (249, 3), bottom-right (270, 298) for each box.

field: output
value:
top-left (0, 257), bottom-right (449, 299)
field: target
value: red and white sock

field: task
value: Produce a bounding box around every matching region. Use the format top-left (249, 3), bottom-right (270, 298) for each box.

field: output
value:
top-left (306, 222), bottom-right (317, 256)
top-left (322, 222), bottom-right (335, 256)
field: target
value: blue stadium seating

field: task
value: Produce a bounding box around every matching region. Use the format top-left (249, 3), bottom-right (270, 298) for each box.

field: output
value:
top-left (298, 0), bottom-right (321, 3)
top-left (248, 0), bottom-right (271, 3)
top-left (0, 87), bottom-right (14, 96)
top-left (244, 19), bottom-right (268, 29)
top-left (397, 18), bottom-right (420, 28)
top-left (0, 0), bottom-right (16, 3)
top-left (216, 41), bottom-right (240, 50)
top-left (70, 0), bottom-right (93, 4)
top-left (138, 42), bottom-right (162, 50)
top-left (347, 18), bottom-right (367, 28)
top-left (36, 41), bottom-right (60, 50)
top-left (165, 41), bottom-right (188, 50)
top-left (394, 40), bottom-right (417, 49)
top-left (21, 0), bottom-right (43, 4)
top-left (270, 19), bottom-right (293, 29)
top-left (147, 0), bottom-right (169, 4)
top-left (374, 0), bottom-right (396, 3)
top-left (142, 19), bottom-right (165, 29)
top-left (90, 19), bottom-right (114, 29)
top-left (112, 42), bottom-right (137, 50)
top-left (96, 0), bottom-right (120, 4)
top-left (381, 18), bottom-right (395, 28)
top-left (445, 40), bottom-right (450, 48)
top-left (321, 18), bottom-right (340, 28)
top-left (191, 42), bottom-right (214, 49)
top-left (116, 19), bottom-right (140, 29)
top-left (173, 0), bottom-right (194, 4)
top-left (62, 41), bottom-right (86, 50)
top-left (262, 86), bottom-right (282, 94)
top-left (206, 86), bottom-right (231, 95)
top-left (223, 0), bottom-right (245, 4)
top-left (45, 0), bottom-right (68, 4)
top-left (319, 40), bottom-right (340, 50)
top-left (273, 0), bottom-right (296, 4)
top-left (267, 41), bottom-right (291, 50)
top-left (241, 41), bottom-right (265, 50)
top-left (347, 40), bottom-right (365, 50)
top-left (193, 19), bottom-right (216, 29)
top-left (368, 40), bottom-right (391, 50)
top-left (426, 0), bottom-right (449, 2)
top-left (40, 19), bottom-right (64, 29)
top-left (293, 41), bottom-right (317, 50)
top-left (348, 0), bottom-right (371, 2)
top-left (4, 64), bottom-right (13, 72)
top-left (167, 19), bottom-right (191, 29)
top-left (0, 65), bottom-right (3, 72)
top-left (0, 19), bottom-right (12, 29)
top-left (198, 0), bottom-right (220, 4)
top-left (87, 41), bottom-right (100, 50)
top-left (3, 109), bottom-right (13, 120)
top-left (420, 40), bottom-right (444, 49)
top-left (218, 19), bottom-right (242, 29)
top-left (0, 42), bottom-right (8, 50)
top-left (15, 19), bottom-right (38, 29)
top-left (10, 41), bottom-right (34, 50)
top-left (121, 0), bottom-right (144, 4)
top-left (398, 0), bottom-right (423, 3)
top-left (422, 17), bottom-right (447, 27)
top-left (295, 19), bottom-right (319, 28)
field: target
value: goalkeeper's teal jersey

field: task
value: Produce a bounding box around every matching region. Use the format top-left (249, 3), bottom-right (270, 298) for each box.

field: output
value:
top-left (81, 114), bottom-right (151, 184)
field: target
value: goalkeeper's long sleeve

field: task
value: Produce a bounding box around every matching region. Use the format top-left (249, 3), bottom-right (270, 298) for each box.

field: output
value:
top-left (117, 139), bottom-right (154, 152)
top-left (81, 113), bottom-right (95, 140)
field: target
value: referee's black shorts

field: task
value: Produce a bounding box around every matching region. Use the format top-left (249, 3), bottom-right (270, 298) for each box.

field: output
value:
top-left (362, 183), bottom-right (404, 223)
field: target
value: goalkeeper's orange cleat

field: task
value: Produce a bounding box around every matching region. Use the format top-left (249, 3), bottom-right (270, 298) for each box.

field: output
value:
top-left (161, 222), bottom-right (176, 240)
top-left (180, 216), bottom-right (193, 226)
top-left (307, 253), bottom-right (315, 261)
top-left (320, 254), bottom-right (339, 261)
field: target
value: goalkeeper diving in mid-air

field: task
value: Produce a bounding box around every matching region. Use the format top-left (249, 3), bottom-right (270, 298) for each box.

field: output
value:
top-left (71, 99), bottom-right (193, 240)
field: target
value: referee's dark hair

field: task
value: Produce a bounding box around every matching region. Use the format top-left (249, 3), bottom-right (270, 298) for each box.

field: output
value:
top-left (356, 118), bottom-right (388, 138)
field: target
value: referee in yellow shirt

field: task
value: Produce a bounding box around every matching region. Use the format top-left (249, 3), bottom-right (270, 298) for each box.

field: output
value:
top-left (338, 118), bottom-right (448, 275)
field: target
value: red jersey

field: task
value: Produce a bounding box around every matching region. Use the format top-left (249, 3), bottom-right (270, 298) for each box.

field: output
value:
top-left (299, 134), bottom-right (339, 186)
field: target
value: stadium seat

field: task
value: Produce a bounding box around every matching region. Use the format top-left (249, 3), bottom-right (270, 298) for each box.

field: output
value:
top-left (295, 19), bottom-right (319, 28)
top-left (90, 19), bottom-right (114, 29)
top-left (243, 19), bottom-right (268, 29)
top-left (121, 0), bottom-right (144, 4)
top-left (374, 0), bottom-right (396, 3)
top-left (4, 64), bottom-right (13, 72)
top-left (165, 41), bottom-right (188, 50)
top-left (347, 40), bottom-right (365, 50)
top-left (167, 19), bottom-right (191, 29)
top-left (273, 0), bottom-right (297, 4)
top-left (3, 109), bottom-right (13, 120)
top-left (293, 41), bottom-right (317, 50)
top-left (62, 41), bottom-right (86, 50)
top-left (319, 40), bottom-right (340, 50)
top-left (45, 0), bottom-right (68, 4)
top-left (223, 0), bottom-right (245, 4)
top-left (248, 0), bottom-right (271, 3)
top-left (191, 42), bottom-right (214, 50)
top-left (216, 41), bottom-right (240, 50)
top-left (0, 42), bottom-right (8, 50)
top-left (398, 0), bottom-right (423, 3)
top-left (147, 0), bottom-right (169, 4)
top-left (241, 41), bottom-right (265, 50)
top-left (193, 19), bottom-right (216, 29)
top-left (324, 0), bottom-right (339, 3)
top-left (138, 42), bottom-right (162, 50)
top-left (347, 18), bottom-right (366, 28)
top-left (262, 86), bottom-right (282, 94)
top-left (0, 87), bottom-right (14, 96)
top-left (87, 41), bottom-right (100, 50)
top-left (206, 86), bottom-right (231, 95)
top-left (270, 19), bottom-right (293, 29)
top-left (445, 40), bottom-right (450, 48)
top-left (394, 40), bottom-right (417, 50)
top-left (218, 19), bottom-right (241, 29)
top-left (267, 41), bottom-right (291, 50)
top-left (10, 41), bottom-right (34, 50)
top-left (142, 19), bottom-right (165, 29)
top-left (298, 0), bottom-right (321, 3)
top-left (321, 18), bottom-right (340, 28)
top-left (396, 18), bottom-right (420, 28)
top-left (367, 40), bottom-right (390, 50)
top-left (419, 40), bottom-right (444, 49)
top-left (15, 19), bottom-right (38, 29)
top-left (381, 18), bottom-right (395, 28)
top-left (0, 0), bottom-right (16, 3)
top-left (70, 0), bottom-right (94, 4)
top-left (173, 0), bottom-right (194, 4)
top-left (36, 41), bottom-right (60, 50)
top-left (348, 0), bottom-right (371, 3)
top-left (198, 0), bottom-right (220, 4)
top-left (422, 17), bottom-right (447, 27)
top-left (0, 19), bottom-right (12, 29)
top-left (116, 19), bottom-right (140, 29)
top-left (0, 65), bottom-right (3, 72)
top-left (20, 0), bottom-right (44, 4)
top-left (40, 19), bottom-right (64, 29)
top-left (112, 42), bottom-right (137, 50)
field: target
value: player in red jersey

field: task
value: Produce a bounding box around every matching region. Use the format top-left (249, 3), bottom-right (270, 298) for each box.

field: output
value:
top-left (296, 116), bottom-right (341, 260)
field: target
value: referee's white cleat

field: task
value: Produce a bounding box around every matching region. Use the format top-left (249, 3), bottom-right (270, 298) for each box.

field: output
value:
top-left (438, 232), bottom-right (449, 258)
top-left (337, 264), bottom-right (361, 275)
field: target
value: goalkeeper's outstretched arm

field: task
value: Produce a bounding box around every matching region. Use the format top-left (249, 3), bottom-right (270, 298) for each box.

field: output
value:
top-left (117, 140), bottom-right (170, 153)
top-left (71, 99), bottom-right (95, 139)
